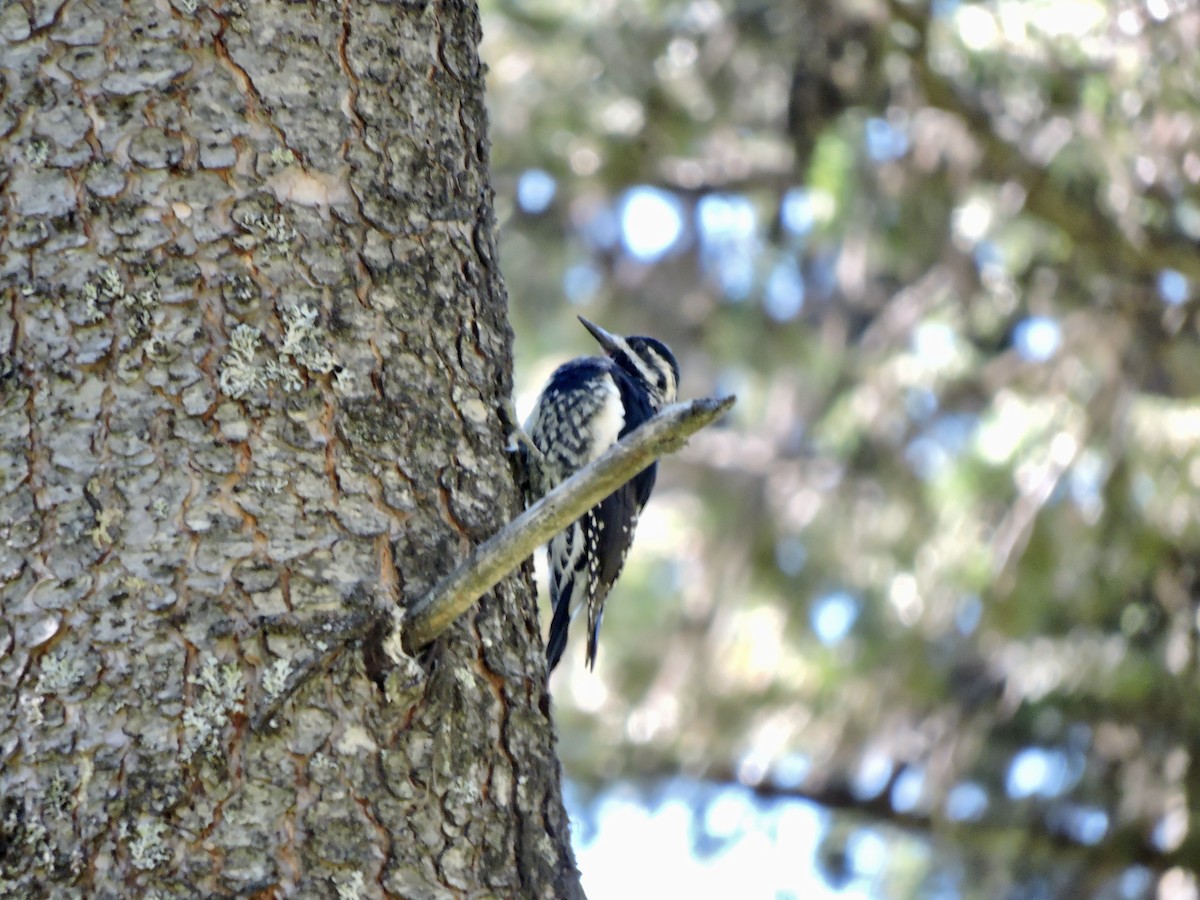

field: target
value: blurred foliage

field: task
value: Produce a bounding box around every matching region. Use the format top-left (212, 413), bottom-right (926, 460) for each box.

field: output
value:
top-left (483, 0), bottom-right (1200, 895)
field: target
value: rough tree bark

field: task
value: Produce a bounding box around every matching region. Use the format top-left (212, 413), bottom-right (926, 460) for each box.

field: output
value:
top-left (0, 0), bottom-right (582, 896)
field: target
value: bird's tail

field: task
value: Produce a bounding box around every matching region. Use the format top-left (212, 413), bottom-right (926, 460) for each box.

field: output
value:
top-left (545, 592), bottom-right (572, 672)
top-left (585, 606), bottom-right (604, 670)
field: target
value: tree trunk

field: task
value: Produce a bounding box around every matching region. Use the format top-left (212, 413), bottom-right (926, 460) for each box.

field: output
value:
top-left (0, 0), bottom-right (581, 896)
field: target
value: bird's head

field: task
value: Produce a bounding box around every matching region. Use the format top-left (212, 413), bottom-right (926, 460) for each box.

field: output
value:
top-left (579, 316), bottom-right (679, 411)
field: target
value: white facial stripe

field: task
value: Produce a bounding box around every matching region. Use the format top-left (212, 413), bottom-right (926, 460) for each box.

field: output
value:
top-left (628, 350), bottom-right (657, 387)
top-left (636, 347), bottom-right (676, 404)
top-left (606, 337), bottom-right (678, 406)
top-left (655, 350), bottom-right (678, 402)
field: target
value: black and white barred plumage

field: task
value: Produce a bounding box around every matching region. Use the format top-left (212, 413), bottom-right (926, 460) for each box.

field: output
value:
top-left (526, 317), bottom-right (680, 671)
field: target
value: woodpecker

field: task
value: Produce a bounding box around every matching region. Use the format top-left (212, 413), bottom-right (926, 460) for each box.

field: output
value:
top-left (525, 317), bottom-right (680, 672)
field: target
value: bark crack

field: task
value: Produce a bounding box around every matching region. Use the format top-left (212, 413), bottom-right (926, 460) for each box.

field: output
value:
top-left (212, 19), bottom-right (299, 163)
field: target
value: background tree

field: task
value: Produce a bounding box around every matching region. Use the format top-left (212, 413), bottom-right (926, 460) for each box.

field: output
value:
top-left (0, 0), bottom-right (582, 895)
top-left (487, 0), bottom-right (1200, 895)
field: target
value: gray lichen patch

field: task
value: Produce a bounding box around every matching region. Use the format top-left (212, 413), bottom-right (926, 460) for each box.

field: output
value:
top-left (259, 657), bottom-right (291, 702)
top-left (118, 285), bottom-right (160, 341)
top-left (218, 302), bottom-right (341, 402)
top-left (122, 817), bottom-right (173, 871)
top-left (35, 645), bottom-right (89, 695)
top-left (182, 655), bottom-right (245, 762)
top-left (334, 870), bottom-right (367, 899)
top-left (87, 506), bottom-right (123, 548)
top-left (280, 304), bottom-right (337, 374)
top-left (73, 266), bottom-right (127, 325)
top-left (231, 196), bottom-right (299, 256)
top-left (219, 323), bottom-right (267, 399)
top-left (23, 137), bottom-right (51, 166)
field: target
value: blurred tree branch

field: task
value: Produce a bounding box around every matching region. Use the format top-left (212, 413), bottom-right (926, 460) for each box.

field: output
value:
top-left (883, 0), bottom-right (1200, 282)
top-left (690, 765), bottom-right (1182, 874)
top-left (883, 0), bottom-right (1200, 283)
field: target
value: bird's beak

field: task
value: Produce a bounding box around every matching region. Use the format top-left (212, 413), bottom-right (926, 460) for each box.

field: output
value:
top-left (578, 316), bottom-right (623, 356)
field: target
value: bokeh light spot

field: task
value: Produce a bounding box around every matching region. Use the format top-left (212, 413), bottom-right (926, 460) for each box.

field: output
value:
top-left (811, 592), bottom-right (859, 645)
top-left (1013, 316), bottom-right (1062, 361)
top-left (620, 186), bottom-right (685, 262)
top-left (517, 168), bottom-right (556, 214)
